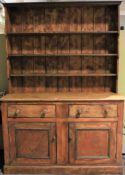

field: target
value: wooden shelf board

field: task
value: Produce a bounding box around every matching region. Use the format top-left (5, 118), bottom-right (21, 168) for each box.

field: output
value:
top-left (8, 54), bottom-right (118, 57)
top-left (10, 73), bottom-right (117, 77)
top-left (7, 31), bottom-right (119, 35)
top-left (1, 92), bottom-right (124, 102)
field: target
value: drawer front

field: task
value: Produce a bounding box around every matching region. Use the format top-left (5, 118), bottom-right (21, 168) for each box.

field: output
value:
top-left (8, 104), bottom-right (56, 118)
top-left (69, 104), bottom-right (117, 118)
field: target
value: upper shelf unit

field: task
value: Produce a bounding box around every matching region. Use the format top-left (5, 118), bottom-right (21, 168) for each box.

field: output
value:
top-left (5, 2), bottom-right (119, 93)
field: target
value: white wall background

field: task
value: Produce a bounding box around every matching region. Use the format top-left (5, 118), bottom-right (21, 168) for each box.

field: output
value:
top-left (120, 0), bottom-right (125, 27)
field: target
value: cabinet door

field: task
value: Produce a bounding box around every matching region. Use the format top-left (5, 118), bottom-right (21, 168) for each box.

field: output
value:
top-left (69, 122), bottom-right (117, 165)
top-left (8, 122), bottom-right (56, 165)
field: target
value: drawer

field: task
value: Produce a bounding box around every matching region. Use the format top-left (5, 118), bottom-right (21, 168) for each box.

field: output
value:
top-left (8, 104), bottom-right (56, 118)
top-left (69, 104), bottom-right (117, 118)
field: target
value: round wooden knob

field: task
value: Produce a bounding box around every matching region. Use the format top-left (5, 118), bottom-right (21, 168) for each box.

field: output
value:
top-left (103, 109), bottom-right (108, 117)
top-left (76, 109), bottom-right (81, 118)
top-left (40, 109), bottom-right (47, 118)
top-left (51, 136), bottom-right (56, 143)
top-left (9, 109), bottom-right (20, 117)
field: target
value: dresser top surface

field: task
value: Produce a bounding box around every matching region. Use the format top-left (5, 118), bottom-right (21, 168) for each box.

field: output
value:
top-left (1, 93), bottom-right (125, 102)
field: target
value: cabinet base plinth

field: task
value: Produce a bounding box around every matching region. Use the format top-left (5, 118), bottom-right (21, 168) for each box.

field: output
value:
top-left (4, 165), bottom-right (123, 174)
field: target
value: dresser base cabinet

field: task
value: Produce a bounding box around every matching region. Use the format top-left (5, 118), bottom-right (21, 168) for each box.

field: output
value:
top-left (1, 94), bottom-right (124, 174)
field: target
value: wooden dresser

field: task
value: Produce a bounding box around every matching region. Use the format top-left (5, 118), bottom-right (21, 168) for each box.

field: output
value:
top-left (1, 0), bottom-right (124, 174)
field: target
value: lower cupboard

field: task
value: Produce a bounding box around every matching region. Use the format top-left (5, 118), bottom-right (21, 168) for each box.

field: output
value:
top-left (8, 121), bottom-right (117, 165)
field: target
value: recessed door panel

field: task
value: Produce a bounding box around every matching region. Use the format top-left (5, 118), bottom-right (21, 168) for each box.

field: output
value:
top-left (69, 122), bottom-right (117, 165)
top-left (9, 122), bottom-right (56, 165)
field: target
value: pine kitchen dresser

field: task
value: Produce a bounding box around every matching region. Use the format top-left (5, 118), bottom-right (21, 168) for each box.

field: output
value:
top-left (1, 0), bottom-right (125, 174)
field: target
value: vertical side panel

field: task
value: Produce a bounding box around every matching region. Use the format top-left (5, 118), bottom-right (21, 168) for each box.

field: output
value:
top-left (56, 104), bottom-right (68, 164)
top-left (5, 7), bottom-right (11, 33)
top-left (57, 122), bottom-right (68, 164)
top-left (117, 102), bottom-right (124, 163)
top-left (1, 103), bottom-right (10, 164)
